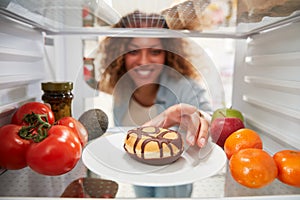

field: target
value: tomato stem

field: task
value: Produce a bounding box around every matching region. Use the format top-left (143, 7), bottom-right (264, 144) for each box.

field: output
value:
top-left (18, 113), bottom-right (51, 142)
top-left (19, 126), bottom-right (36, 140)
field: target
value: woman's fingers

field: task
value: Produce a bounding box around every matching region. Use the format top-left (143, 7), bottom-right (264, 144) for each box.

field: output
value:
top-left (143, 103), bottom-right (210, 147)
top-left (197, 116), bottom-right (209, 147)
top-left (183, 113), bottom-right (200, 146)
top-left (184, 111), bottom-right (208, 148)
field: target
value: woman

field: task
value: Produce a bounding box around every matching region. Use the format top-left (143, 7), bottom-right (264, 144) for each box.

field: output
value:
top-left (97, 11), bottom-right (212, 198)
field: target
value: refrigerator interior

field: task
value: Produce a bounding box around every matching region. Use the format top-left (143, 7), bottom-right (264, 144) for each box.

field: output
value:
top-left (0, 0), bottom-right (300, 199)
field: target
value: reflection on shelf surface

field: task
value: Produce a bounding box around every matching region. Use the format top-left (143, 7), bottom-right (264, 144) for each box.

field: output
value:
top-left (0, 0), bottom-right (300, 38)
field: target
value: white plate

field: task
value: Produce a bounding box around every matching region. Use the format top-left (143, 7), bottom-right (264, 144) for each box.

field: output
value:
top-left (82, 133), bottom-right (226, 186)
top-left (84, 132), bottom-right (169, 174)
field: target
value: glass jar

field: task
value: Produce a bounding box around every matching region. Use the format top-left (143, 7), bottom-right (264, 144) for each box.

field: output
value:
top-left (41, 82), bottom-right (73, 120)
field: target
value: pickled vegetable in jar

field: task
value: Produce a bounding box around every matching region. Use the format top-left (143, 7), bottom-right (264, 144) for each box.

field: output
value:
top-left (41, 82), bottom-right (73, 120)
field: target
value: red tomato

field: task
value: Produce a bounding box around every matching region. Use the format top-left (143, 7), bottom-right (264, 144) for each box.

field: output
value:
top-left (12, 102), bottom-right (55, 125)
top-left (56, 117), bottom-right (88, 147)
top-left (26, 125), bottom-right (82, 176)
top-left (0, 124), bottom-right (31, 169)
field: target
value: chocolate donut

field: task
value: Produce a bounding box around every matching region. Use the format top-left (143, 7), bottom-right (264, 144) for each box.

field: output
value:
top-left (123, 126), bottom-right (184, 165)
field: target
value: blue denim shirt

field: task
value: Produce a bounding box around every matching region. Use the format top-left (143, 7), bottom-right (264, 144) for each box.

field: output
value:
top-left (113, 69), bottom-right (212, 126)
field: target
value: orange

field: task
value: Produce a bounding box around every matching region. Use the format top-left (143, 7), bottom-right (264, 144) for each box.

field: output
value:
top-left (224, 128), bottom-right (263, 159)
top-left (273, 150), bottom-right (300, 188)
top-left (229, 148), bottom-right (278, 188)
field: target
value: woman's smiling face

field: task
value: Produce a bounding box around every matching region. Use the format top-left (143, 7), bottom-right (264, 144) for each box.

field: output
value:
top-left (124, 38), bottom-right (166, 87)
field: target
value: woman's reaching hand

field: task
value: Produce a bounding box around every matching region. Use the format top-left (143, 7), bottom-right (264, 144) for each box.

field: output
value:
top-left (143, 103), bottom-right (211, 148)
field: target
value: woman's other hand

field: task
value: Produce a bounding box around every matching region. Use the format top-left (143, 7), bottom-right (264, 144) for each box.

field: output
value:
top-left (143, 103), bottom-right (211, 148)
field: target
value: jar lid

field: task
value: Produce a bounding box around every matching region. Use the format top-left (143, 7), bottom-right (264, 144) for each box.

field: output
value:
top-left (41, 82), bottom-right (73, 91)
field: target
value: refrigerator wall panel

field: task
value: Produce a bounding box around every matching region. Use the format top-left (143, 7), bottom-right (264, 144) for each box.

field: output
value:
top-left (232, 21), bottom-right (300, 153)
top-left (0, 15), bottom-right (45, 126)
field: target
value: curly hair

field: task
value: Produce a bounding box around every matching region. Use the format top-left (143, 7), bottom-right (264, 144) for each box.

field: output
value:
top-left (98, 11), bottom-right (200, 94)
